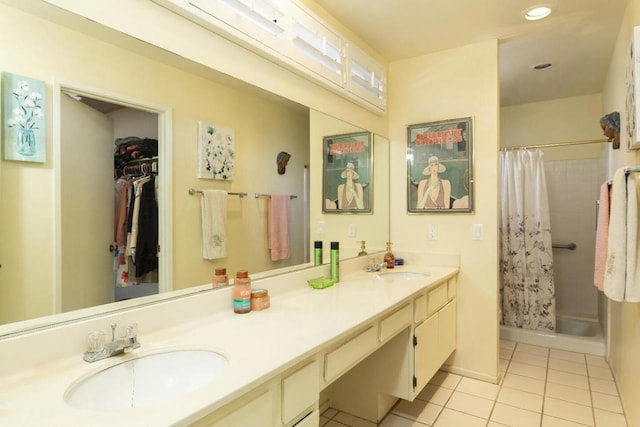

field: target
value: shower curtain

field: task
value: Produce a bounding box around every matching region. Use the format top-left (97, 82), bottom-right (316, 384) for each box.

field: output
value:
top-left (500, 149), bottom-right (556, 331)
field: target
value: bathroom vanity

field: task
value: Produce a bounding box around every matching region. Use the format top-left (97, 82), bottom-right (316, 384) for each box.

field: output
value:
top-left (0, 253), bottom-right (458, 426)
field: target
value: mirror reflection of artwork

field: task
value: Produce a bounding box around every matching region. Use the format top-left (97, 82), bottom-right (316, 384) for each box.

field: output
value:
top-left (407, 117), bottom-right (474, 213)
top-left (627, 26), bottom-right (640, 150)
top-left (322, 131), bottom-right (372, 213)
top-left (197, 121), bottom-right (235, 180)
top-left (1, 72), bottom-right (46, 163)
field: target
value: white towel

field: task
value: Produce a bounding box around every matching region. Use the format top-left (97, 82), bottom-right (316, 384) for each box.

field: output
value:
top-left (593, 181), bottom-right (610, 291)
top-left (626, 172), bottom-right (640, 301)
top-left (604, 168), bottom-right (626, 301)
top-left (201, 190), bottom-right (227, 260)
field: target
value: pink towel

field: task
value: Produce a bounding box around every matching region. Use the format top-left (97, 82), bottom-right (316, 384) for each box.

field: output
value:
top-left (268, 194), bottom-right (291, 261)
top-left (593, 181), bottom-right (611, 291)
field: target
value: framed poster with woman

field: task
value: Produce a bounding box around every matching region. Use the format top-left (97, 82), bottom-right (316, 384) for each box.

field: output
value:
top-left (322, 131), bottom-right (373, 214)
top-left (407, 117), bottom-right (474, 213)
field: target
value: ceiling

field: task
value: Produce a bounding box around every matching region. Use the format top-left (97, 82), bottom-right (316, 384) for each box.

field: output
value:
top-left (312, 0), bottom-right (628, 106)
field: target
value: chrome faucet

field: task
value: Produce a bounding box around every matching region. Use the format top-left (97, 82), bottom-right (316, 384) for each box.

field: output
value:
top-left (83, 323), bottom-right (141, 363)
top-left (366, 259), bottom-right (387, 272)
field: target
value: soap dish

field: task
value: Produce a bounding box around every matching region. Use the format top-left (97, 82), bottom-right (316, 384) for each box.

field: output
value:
top-left (307, 276), bottom-right (336, 289)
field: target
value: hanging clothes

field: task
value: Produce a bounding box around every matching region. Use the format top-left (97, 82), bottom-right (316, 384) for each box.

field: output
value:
top-left (135, 175), bottom-right (158, 277)
top-left (499, 149), bottom-right (556, 331)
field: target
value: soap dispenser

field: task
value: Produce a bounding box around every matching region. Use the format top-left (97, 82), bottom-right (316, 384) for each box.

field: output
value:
top-left (358, 240), bottom-right (368, 256)
top-left (384, 242), bottom-right (395, 269)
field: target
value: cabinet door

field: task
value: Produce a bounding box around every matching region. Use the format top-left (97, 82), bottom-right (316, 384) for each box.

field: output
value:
top-left (213, 390), bottom-right (273, 427)
top-left (439, 300), bottom-right (457, 363)
top-left (413, 315), bottom-right (438, 394)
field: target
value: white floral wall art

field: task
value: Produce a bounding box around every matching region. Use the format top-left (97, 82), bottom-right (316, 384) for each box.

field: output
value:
top-left (197, 121), bottom-right (235, 180)
top-left (1, 72), bottom-right (46, 163)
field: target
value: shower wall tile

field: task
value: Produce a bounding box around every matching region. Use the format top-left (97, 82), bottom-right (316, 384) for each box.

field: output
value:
top-left (544, 158), bottom-right (606, 319)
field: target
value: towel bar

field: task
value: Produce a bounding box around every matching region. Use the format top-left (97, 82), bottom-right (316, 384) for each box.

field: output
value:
top-left (254, 193), bottom-right (298, 199)
top-left (188, 188), bottom-right (247, 197)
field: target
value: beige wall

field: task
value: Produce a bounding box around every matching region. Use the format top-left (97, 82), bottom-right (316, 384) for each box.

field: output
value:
top-left (0, 4), bottom-right (309, 322)
top-left (602, 0), bottom-right (640, 424)
top-left (388, 40), bottom-right (500, 381)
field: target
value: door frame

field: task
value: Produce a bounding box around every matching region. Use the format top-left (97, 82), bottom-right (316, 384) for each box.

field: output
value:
top-left (52, 79), bottom-right (173, 313)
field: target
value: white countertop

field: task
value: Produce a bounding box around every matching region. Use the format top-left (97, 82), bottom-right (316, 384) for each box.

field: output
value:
top-left (1, 264), bottom-right (457, 426)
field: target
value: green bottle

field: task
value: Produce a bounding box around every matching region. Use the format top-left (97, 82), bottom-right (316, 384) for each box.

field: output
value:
top-left (330, 241), bottom-right (339, 282)
top-left (314, 241), bottom-right (323, 266)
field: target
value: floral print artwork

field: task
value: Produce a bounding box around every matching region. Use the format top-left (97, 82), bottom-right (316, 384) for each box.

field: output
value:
top-left (500, 150), bottom-right (556, 331)
top-left (1, 72), bottom-right (46, 163)
top-left (197, 121), bottom-right (235, 180)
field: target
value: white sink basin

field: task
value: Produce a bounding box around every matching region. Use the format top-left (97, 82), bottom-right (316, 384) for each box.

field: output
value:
top-left (377, 271), bottom-right (430, 280)
top-left (65, 348), bottom-right (229, 410)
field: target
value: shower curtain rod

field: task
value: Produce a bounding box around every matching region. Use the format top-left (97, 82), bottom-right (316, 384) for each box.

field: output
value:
top-left (501, 138), bottom-right (608, 151)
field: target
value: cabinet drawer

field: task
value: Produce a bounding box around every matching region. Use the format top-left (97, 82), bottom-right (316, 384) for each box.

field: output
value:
top-left (447, 276), bottom-right (457, 300)
top-left (427, 282), bottom-right (447, 315)
top-left (282, 361), bottom-right (319, 425)
top-left (293, 410), bottom-right (320, 427)
top-left (379, 303), bottom-right (412, 342)
top-left (325, 326), bottom-right (377, 382)
top-left (414, 294), bottom-right (427, 323)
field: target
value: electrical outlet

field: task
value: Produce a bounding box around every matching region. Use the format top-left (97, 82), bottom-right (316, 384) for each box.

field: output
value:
top-left (472, 224), bottom-right (484, 241)
top-left (316, 221), bottom-right (325, 236)
top-left (348, 223), bottom-right (357, 238)
top-left (428, 224), bottom-right (438, 240)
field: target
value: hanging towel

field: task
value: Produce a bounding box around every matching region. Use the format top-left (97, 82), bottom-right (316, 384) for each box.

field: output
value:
top-left (604, 168), bottom-right (628, 301)
top-left (268, 194), bottom-right (291, 261)
top-left (201, 189), bottom-right (228, 260)
top-left (593, 181), bottom-right (610, 291)
top-left (626, 172), bottom-right (640, 302)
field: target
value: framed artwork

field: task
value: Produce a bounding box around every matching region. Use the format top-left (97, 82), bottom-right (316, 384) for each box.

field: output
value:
top-left (407, 116), bottom-right (474, 213)
top-left (1, 72), bottom-right (46, 163)
top-left (322, 131), bottom-right (372, 213)
top-left (626, 26), bottom-right (640, 150)
top-left (197, 120), bottom-right (235, 179)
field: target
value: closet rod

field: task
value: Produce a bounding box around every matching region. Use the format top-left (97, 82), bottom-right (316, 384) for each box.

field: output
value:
top-left (188, 188), bottom-right (248, 198)
top-left (502, 138), bottom-right (608, 151)
top-left (254, 192), bottom-right (298, 199)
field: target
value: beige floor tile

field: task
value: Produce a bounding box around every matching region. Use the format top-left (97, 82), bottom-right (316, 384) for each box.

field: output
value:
top-left (589, 377), bottom-right (618, 395)
top-left (324, 421), bottom-right (350, 427)
top-left (507, 360), bottom-right (547, 380)
top-left (588, 365), bottom-right (614, 381)
top-left (428, 371), bottom-right (462, 390)
top-left (511, 351), bottom-right (548, 367)
top-left (500, 339), bottom-right (516, 351)
top-left (392, 399), bottom-right (443, 425)
top-left (591, 391), bottom-right (624, 413)
top-left (333, 411), bottom-right (377, 427)
top-left (543, 397), bottom-right (594, 426)
top-left (549, 348), bottom-right (586, 364)
top-left (546, 368), bottom-right (589, 390)
top-left (320, 415), bottom-right (332, 426)
top-left (497, 386), bottom-right (543, 412)
top-left (500, 347), bottom-right (514, 360)
top-left (323, 408), bottom-right (339, 418)
top-left (548, 358), bottom-right (588, 376)
top-left (445, 391), bottom-right (494, 419)
top-left (542, 414), bottom-right (590, 426)
top-left (515, 343), bottom-right (550, 357)
top-left (499, 358), bottom-right (510, 373)
top-left (432, 408), bottom-right (486, 427)
top-left (487, 422), bottom-right (510, 427)
top-left (415, 384), bottom-right (453, 406)
top-left (585, 354), bottom-right (609, 368)
top-left (455, 377), bottom-right (500, 400)
top-left (593, 409), bottom-right (628, 427)
top-left (501, 372), bottom-right (546, 395)
top-left (379, 413), bottom-right (430, 427)
top-left (490, 402), bottom-right (541, 427)
top-left (545, 381), bottom-right (591, 406)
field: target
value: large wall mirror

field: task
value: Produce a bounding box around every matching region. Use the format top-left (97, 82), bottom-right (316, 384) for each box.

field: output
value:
top-left (0, 2), bottom-right (389, 336)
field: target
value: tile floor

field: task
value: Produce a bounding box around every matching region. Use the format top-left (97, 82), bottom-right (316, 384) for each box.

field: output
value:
top-left (320, 340), bottom-right (627, 427)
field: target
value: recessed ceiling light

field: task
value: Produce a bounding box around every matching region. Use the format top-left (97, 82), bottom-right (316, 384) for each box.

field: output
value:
top-left (533, 63), bottom-right (553, 70)
top-left (524, 6), bottom-right (552, 21)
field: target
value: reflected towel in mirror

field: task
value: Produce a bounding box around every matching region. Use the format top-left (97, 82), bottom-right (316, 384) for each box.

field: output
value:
top-left (268, 194), bottom-right (290, 261)
top-left (201, 190), bottom-right (227, 259)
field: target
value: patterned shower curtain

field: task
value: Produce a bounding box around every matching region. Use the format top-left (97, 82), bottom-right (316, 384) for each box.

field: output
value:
top-left (500, 149), bottom-right (556, 331)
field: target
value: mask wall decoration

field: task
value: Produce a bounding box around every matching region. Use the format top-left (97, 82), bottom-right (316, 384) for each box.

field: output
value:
top-left (277, 151), bottom-right (291, 175)
top-left (600, 112), bottom-right (620, 150)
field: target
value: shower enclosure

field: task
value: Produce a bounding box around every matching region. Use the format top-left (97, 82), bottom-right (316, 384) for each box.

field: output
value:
top-left (500, 143), bottom-right (607, 355)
